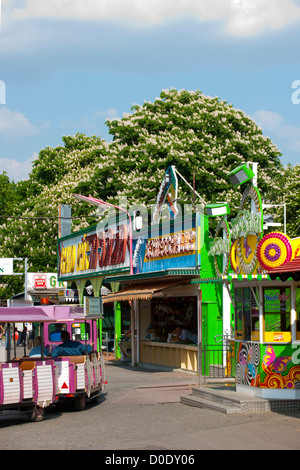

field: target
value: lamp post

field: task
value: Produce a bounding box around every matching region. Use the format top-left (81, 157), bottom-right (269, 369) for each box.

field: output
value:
top-left (73, 194), bottom-right (133, 275)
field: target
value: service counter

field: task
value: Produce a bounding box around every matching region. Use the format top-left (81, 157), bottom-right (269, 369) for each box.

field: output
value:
top-left (140, 340), bottom-right (198, 372)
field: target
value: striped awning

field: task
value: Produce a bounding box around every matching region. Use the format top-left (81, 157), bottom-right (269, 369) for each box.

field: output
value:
top-left (191, 277), bottom-right (223, 284)
top-left (268, 256), bottom-right (300, 281)
top-left (192, 274), bottom-right (271, 284)
top-left (224, 274), bottom-right (270, 282)
top-left (102, 280), bottom-right (189, 303)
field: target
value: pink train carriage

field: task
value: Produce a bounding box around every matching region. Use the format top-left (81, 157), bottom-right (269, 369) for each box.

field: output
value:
top-left (0, 305), bottom-right (105, 421)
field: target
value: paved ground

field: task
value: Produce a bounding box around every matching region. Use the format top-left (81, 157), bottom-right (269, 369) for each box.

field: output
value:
top-left (0, 355), bottom-right (300, 451)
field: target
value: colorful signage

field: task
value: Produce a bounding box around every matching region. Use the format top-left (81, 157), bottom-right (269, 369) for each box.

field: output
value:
top-left (84, 296), bottom-right (103, 318)
top-left (33, 275), bottom-right (47, 289)
top-left (28, 273), bottom-right (67, 289)
top-left (58, 222), bottom-right (131, 279)
top-left (0, 258), bottom-right (14, 275)
top-left (257, 232), bottom-right (300, 272)
top-left (145, 230), bottom-right (196, 260)
top-left (209, 219), bottom-right (231, 276)
top-left (230, 185), bottom-right (263, 275)
top-left (211, 180), bottom-right (300, 275)
top-left (209, 184), bottom-right (263, 276)
top-left (58, 206), bottom-right (203, 279)
top-left (141, 224), bottom-right (198, 273)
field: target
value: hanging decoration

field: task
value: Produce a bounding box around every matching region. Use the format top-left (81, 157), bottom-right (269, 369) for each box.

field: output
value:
top-left (152, 166), bottom-right (178, 224)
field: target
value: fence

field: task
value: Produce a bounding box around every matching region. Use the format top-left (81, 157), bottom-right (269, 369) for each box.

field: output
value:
top-left (200, 339), bottom-right (236, 383)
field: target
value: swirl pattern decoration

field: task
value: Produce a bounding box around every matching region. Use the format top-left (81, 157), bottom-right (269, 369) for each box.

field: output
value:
top-left (256, 232), bottom-right (293, 271)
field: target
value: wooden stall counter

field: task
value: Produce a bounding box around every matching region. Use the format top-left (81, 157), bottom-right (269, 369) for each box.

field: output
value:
top-left (140, 340), bottom-right (197, 372)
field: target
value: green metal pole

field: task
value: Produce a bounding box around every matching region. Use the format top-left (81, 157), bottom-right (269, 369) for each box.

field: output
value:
top-left (114, 301), bottom-right (122, 359)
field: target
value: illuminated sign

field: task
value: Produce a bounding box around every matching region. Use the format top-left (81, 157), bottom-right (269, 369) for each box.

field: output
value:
top-left (59, 213), bottom-right (200, 279)
top-left (59, 223), bottom-right (130, 278)
top-left (144, 230), bottom-right (196, 261)
top-left (256, 232), bottom-right (300, 272)
top-left (209, 184), bottom-right (264, 276)
top-left (231, 210), bottom-right (262, 240)
top-left (230, 185), bottom-right (263, 275)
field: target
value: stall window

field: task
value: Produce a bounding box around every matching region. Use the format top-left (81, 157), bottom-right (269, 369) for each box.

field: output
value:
top-left (48, 323), bottom-right (67, 342)
top-left (296, 288), bottom-right (300, 340)
top-left (234, 287), bottom-right (258, 341)
top-left (251, 288), bottom-right (259, 340)
top-left (263, 287), bottom-right (291, 342)
top-left (71, 322), bottom-right (90, 341)
top-left (102, 303), bottom-right (114, 342)
top-left (121, 301), bottom-right (131, 334)
top-left (149, 297), bottom-right (197, 342)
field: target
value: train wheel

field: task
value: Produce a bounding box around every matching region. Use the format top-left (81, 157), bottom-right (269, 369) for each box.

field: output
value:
top-left (29, 406), bottom-right (45, 422)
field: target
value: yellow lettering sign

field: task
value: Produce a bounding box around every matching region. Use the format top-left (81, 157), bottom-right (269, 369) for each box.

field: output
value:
top-left (77, 242), bottom-right (89, 271)
top-left (60, 245), bottom-right (76, 274)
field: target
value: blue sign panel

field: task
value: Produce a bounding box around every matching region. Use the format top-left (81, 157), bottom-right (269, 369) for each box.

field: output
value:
top-left (132, 215), bottom-right (200, 274)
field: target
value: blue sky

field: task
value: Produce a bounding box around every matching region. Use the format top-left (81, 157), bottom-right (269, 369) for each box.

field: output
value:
top-left (1, 0), bottom-right (300, 181)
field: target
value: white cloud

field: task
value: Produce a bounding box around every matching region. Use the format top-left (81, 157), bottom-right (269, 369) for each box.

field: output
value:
top-left (253, 110), bottom-right (300, 158)
top-left (227, 0), bottom-right (300, 36)
top-left (7, 0), bottom-right (228, 23)
top-left (6, 0), bottom-right (300, 36)
top-left (0, 107), bottom-right (40, 138)
top-left (0, 152), bottom-right (38, 181)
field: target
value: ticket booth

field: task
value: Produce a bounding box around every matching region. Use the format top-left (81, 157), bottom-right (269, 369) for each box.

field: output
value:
top-left (229, 272), bottom-right (300, 399)
top-left (208, 173), bottom-right (300, 399)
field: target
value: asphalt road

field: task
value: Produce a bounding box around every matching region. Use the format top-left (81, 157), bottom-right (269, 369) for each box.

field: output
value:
top-left (0, 357), bottom-right (300, 452)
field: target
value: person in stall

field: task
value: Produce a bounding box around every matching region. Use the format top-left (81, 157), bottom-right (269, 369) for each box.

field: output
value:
top-left (29, 336), bottom-right (50, 357)
top-left (173, 326), bottom-right (198, 344)
top-left (51, 330), bottom-right (92, 357)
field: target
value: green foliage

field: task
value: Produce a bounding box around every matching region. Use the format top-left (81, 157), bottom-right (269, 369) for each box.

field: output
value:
top-left (0, 171), bottom-right (19, 215)
top-left (279, 163), bottom-right (300, 238)
top-left (105, 89), bottom-right (283, 211)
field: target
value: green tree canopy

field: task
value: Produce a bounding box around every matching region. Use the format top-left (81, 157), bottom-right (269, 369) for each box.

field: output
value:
top-left (0, 171), bottom-right (19, 215)
top-left (101, 88), bottom-right (283, 212)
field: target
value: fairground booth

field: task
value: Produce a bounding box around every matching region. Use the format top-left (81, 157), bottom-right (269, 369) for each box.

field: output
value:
top-left (207, 162), bottom-right (300, 399)
top-left (57, 166), bottom-right (223, 372)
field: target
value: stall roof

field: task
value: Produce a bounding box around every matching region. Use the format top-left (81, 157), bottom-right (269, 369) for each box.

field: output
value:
top-left (268, 256), bottom-right (300, 282)
top-left (102, 279), bottom-right (191, 303)
top-left (0, 305), bottom-right (85, 323)
top-left (104, 268), bottom-right (201, 284)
